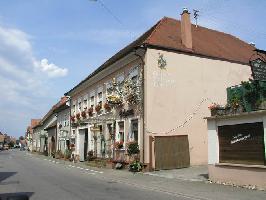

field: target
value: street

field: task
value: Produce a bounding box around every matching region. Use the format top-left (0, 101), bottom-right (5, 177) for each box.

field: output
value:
top-left (0, 150), bottom-right (265, 200)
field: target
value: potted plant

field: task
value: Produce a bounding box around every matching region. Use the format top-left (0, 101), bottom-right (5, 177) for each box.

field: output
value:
top-left (81, 110), bottom-right (87, 119)
top-left (129, 160), bottom-right (143, 172)
top-left (208, 103), bottom-right (222, 116)
top-left (126, 141), bottom-right (139, 156)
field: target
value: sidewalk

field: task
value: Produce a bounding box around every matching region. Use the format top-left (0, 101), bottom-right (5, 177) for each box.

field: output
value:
top-left (144, 166), bottom-right (208, 182)
top-left (28, 153), bottom-right (266, 200)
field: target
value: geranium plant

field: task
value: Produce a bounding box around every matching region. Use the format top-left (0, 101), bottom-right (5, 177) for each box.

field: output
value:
top-left (70, 116), bottom-right (75, 122)
top-left (114, 141), bottom-right (123, 149)
top-left (81, 110), bottom-right (87, 119)
top-left (208, 103), bottom-right (220, 110)
top-left (104, 102), bottom-right (111, 111)
top-left (88, 107), bottom-right (93, 116)
top-left (76, 113), bottom-right (81, 120)
top-left (95, 104), bottom-right (102, 112)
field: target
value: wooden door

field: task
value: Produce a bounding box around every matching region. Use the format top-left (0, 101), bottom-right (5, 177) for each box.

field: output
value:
top-left (154, 135), bottom-right (190, 170)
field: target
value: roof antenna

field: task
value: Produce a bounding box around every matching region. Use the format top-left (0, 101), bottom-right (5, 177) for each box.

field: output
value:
top-left (193, 9), bottom-right (199, 27)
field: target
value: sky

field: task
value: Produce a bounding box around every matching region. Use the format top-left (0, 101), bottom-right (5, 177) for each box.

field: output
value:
top-left (0, 0), bottom-right (265, 138)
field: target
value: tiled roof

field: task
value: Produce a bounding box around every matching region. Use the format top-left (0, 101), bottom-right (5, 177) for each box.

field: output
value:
top-left (65, 16), bottom-right (255, 95)
top-left (144, 17), bottom-right (255, 64)
top-left (32, 97), bottom-right (68, 129)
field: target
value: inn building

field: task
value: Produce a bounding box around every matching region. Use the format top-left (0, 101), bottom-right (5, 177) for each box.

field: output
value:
top-left (65, 9), bottom-right (255, 170)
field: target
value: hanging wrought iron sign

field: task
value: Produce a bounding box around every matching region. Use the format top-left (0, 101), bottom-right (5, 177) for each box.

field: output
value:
top-left (249, 49), bottom-right (266, 81)
top-left (158, 53), bottom-right (167, 69)
top-left (119, 109), bottom-right (134, 118)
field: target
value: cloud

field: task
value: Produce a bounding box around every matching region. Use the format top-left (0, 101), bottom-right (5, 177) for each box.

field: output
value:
top-left (0, 25), bottom-right (68, 78)
top-left (36, 58), bottom-right (68, 77)
top-left (0, 24), bottom-right (68, 137)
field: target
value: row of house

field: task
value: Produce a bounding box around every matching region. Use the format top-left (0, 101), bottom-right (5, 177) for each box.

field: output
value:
top-left (26, 97), bottom-right (71, 156)
top-left (0, 132), bottom-right (17, 147)
top-left (29, 9), bottom-right (259, 171)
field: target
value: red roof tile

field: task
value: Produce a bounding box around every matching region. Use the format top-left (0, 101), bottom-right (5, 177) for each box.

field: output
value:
top-left (65, 16), bottom-right (256, 95)
top-left (144, 17), bottom-right (255, 64)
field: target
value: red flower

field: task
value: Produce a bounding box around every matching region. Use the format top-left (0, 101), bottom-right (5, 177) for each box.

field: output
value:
top-left (81, 111), bottom-right (86, 118)
top-left (70, 116), bottom-right (75, 122)
top-left (76, 113), bottom-right (81, 120)
top-left (104, 102), bottom-right (111, 111)
top-left (95, 104), bottom-right (102, 112)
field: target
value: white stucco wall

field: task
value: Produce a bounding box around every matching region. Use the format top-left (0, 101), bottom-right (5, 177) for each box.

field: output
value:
top-left (144, 48), bottom-right (252, 166)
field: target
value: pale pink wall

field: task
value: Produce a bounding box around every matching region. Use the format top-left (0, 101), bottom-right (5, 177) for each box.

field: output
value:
top-left (144, 48), bottom-right (252, 166)
top-left (209, 165), bottom-right (266, 190)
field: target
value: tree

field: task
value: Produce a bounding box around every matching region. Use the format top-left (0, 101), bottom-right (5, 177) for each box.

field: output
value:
top-left (8, 141), bottom-right (15, 148)
top-left (19, 136), bottom-right (24, 140)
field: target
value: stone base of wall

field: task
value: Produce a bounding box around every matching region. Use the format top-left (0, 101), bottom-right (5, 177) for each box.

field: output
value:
top-left (208, 164), bottom-right (266, 190)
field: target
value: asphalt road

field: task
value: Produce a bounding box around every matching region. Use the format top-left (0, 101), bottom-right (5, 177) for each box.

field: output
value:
top-left (0, 149), bottom-right (186, 200)
top-left (1, 150), bottom-right (266, 200)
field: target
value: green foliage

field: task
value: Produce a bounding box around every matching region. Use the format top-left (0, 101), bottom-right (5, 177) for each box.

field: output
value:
top-left (64, 149), bottom-right (72, 159)
top-left (87, 150), bottom-right (96, 161)
top-left (129, 161), bottom-right (143, 172)
top-left (8, 141), bottom-right (15, 148)
top-left (126, 141), bottom-right (140, 156)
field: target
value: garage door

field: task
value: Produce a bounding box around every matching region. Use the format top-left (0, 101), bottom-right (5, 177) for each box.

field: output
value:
top-left (154, 135), bottom-right (190, 170)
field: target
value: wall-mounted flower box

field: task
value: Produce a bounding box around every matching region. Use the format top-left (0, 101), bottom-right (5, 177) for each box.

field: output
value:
top-left (76, 113), bottom-right (81, 120)
top-left (88, 107), bottom-right (94, 117)
top-left (95, 104), bottom-right (102, 113)
top-left (81, 111), bottom-right (87, 119)
top-left (70, 116), bottom-right (75, 122)
top-left (104, 102), bottom-right (111, 111)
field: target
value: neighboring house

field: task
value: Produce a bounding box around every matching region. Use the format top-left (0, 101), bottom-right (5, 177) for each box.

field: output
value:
top-left (65, 9), bottom-right (255, 169)
top-left (32, 106), bottom-right (58, 154)
top-left (26, 119), bottom-right (41, 151)
top-left (31, 97), bottom-right (70, 155)
top-left (32, 123), bottom-right (43, 152)
top-left (0, 134), bottom-right (4, 147)
top-left (54, 97), bottom-right (71, 153)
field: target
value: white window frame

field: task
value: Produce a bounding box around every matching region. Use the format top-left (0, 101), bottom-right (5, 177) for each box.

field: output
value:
top-left (83, 95), bottom-right (88, 110)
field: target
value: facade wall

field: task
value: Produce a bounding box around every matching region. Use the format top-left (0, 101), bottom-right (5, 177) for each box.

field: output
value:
top-left (57, 108), bottom-right (71, 152)
top-left (144, 48), bottom-right (252, 166)
top-left (207, 113), bottom-right (266, 189)
top-left (70, 53), bottom-right (144, 161)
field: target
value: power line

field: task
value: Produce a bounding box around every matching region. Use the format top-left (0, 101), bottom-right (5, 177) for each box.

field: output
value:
top-left (89, 0), bottom-right (124, 27)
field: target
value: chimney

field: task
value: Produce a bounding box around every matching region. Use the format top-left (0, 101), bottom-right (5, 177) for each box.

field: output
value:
top-left (181, 8), bottom-right (192, 49)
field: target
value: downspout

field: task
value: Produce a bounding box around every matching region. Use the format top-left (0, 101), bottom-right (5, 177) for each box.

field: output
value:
top-left (133, 45), bottom-right (147, 163)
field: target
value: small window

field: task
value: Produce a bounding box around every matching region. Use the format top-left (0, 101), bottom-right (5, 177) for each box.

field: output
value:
top-left (90, 96), bottom-right (95, 107)
top-left (98, 92), bottom-right (103, 101)
top-left (106, 81), bottom-right (113, 95)
top-left (131, 119), bottom-right (138, 142)
top-left (118, 121), bottom-right (124, 143)
top-left (83, 99), bottom-right (88, 110)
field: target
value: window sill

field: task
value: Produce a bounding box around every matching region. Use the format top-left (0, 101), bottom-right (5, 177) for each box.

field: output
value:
top-left (215, 163), bottom-right (266, 169)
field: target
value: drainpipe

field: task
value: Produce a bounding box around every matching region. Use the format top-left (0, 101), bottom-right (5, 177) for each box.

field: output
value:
top-left (133, 46), bottom-right (146, 164)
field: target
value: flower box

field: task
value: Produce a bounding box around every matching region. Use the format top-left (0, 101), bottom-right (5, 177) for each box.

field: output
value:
top-left (81, 111), bottom-right (87, 119)
top-left (95, 104), bottom-right (102, 113)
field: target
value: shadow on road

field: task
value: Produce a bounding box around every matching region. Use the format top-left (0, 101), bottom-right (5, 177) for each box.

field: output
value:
top-left (0, 192), bottom-right (34, 200)
top-left (0, 172), bottom-right (17, 183)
